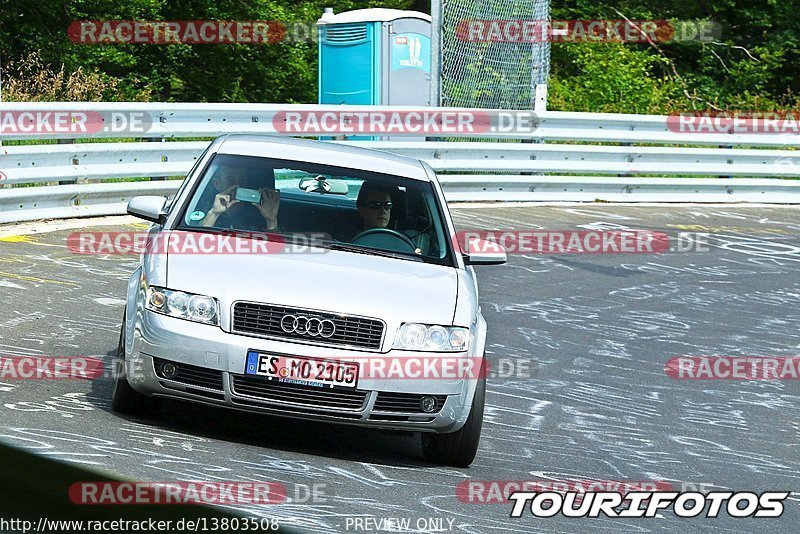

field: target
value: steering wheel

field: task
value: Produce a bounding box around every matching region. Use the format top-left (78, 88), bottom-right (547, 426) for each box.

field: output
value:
top-left (351, 228), bottom-right (417, 254)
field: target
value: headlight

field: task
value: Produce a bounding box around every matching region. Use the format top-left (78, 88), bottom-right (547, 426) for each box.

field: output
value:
top-left (146, 287), bottom-right (219, 326)
top-left (393, 323), bottom-right (470, 352)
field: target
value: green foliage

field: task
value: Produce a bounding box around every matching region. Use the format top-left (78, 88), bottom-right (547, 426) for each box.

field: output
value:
top-left (0, 0), bottom-right (414, 103)
top-left (548, 0), bottom-right (800, 112)
top-left (549, 43), bottom-right (681, 113)
top-left (1, 51), bottom-right (153, 101)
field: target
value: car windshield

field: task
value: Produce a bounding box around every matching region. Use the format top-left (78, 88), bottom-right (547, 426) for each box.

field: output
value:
top-left (176, 153), bottom-right (455, 266)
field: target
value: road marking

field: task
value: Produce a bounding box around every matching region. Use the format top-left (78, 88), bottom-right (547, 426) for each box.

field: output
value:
top-left (93, 297), bottom-right (126, 306)
top-left (0, 271), bottom-right (79, 287)
top-left (0, 235), bottom-right (39, 243)
top-left (0, 235), bottom-right (65, 249)
top-left (0, 215), bottom-right (141, 237)
top-left (667, 223), bottom-right (790, 234)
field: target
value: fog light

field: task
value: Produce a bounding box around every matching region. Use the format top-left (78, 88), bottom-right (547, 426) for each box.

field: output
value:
top-left (419, 396), bottom-right (437, 413)
top-left (161, 362), bottom-right (178, 379)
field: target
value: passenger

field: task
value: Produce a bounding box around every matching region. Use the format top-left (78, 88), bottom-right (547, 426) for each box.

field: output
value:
top-left (200, 168), bottom-right (280, 230)
top-left (215, 202), bottom-right (269, 232)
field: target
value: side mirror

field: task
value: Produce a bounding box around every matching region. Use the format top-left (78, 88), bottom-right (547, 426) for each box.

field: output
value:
top-left (127, 196), bottom-right (167, 223)
top-left (462, 238), bottom-right (507, 265)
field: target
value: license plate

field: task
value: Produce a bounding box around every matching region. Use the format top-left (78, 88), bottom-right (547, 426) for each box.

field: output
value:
top-left (245, 351), bottom-right (359, 389)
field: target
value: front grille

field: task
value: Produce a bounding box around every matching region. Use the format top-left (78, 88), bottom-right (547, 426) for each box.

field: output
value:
top-left (232, 398), bottom-right (363, 419)
top-left (373, 392), bottom-right (447, 414)
top-left (232, 302), bottom-right (384, 350)
top-left (153, 357), bottom-right (224, 391)
top-left (231, 374), bottom-right (369, 411)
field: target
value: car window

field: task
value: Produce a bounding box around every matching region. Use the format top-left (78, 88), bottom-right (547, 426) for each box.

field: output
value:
top-left (176, 153), bottom-right (454, 266)
top-left (163, 145), bottom-right (212, 215)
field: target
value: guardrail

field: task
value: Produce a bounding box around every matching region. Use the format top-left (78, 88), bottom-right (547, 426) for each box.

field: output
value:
top-left (7, 140), bottom-right (800, 184)
top-left (1, 141), bottom-right (207, 184)
top-left (2, 102), bottom-right (799, 147)
top-left (1, 102), bottom-right (799, 223)
top-left (0, 182), bottom-right (179, 224)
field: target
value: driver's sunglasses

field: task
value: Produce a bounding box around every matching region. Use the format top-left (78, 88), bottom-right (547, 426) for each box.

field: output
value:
top-left (365, 201), bottom-right (393, 210)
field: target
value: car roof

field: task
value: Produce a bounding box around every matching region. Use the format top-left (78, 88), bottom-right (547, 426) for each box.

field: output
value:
top-left (216, 135), bottom-right (431, 181)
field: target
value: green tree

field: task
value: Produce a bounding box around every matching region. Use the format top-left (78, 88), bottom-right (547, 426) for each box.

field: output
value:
top-left (1, 0), bottom-right (414, 102)
top-left (549, 0), bottom-right (800, 112)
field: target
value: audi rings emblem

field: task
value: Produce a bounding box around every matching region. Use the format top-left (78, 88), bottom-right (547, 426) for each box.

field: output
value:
top-left (280, 314), bottom-right (336, 338)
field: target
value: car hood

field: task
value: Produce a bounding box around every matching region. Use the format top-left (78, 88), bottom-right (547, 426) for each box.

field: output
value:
top-left (166, 241), bottom-right (458, 325)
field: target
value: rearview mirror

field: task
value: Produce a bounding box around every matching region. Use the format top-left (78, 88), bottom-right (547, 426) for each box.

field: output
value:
top-left (127, 196), bottom-right (167, 223)
top-left (299, 175), bottom-right (349, 195)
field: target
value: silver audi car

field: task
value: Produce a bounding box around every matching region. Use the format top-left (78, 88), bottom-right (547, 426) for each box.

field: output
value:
top-left (113, 134), bottom-right (506, 467)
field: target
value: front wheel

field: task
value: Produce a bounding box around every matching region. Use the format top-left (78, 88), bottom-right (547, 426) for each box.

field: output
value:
top-left (111, 313), bottom-right (159, 415)
top-left (421, 358), bottom-right (486, 467)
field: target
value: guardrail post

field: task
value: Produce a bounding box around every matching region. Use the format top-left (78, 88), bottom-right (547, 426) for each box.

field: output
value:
top-left (149, 137), bottom-right (166, 181)
top-left (618, 141), bottom-right (633, 178)
top-left (57, 138), bottom-right (77, 185)
top-left (719, 144), bottom-right (733, 179)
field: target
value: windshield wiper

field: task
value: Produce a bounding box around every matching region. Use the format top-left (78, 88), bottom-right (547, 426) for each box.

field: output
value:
top-left (320, 241), bottom-right (424, 262)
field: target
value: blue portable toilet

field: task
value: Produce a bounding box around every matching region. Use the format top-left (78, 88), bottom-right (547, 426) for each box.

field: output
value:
top-left (317, 8), bottom-right (432, 109)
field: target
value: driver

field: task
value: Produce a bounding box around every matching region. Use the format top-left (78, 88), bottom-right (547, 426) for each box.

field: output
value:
top-left (356, 182), bottom-right (396, 231)
top-left (350, 182), bottom-right (428, 255)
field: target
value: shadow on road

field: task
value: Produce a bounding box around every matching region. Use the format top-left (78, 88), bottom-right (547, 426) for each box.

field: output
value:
top-left (88, 347), bottom-right (439, 469)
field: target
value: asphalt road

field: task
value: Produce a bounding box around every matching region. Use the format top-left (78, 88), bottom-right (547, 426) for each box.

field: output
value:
top-left (0, 205), bottom-right (798, 533)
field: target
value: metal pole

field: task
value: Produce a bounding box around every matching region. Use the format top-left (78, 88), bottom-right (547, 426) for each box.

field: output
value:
top-left (429, 0), bottom-right (442, 107)
top-left (534, 83), bottom-right (547, 113)
top-left (0, 51), bottom-right (4, 148)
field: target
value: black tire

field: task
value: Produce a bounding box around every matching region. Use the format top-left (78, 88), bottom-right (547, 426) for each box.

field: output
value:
top-left (421, 357), bottom-right (486, 467)
top-left (111, 313), bottom-right (159, 415)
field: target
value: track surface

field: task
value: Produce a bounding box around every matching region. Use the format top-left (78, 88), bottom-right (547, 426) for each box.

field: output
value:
top-left (0, 205), bottom-right (799, 532)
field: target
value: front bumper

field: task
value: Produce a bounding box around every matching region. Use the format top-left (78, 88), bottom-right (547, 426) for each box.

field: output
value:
top-left (124, 311), bottom-right (480, 433)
